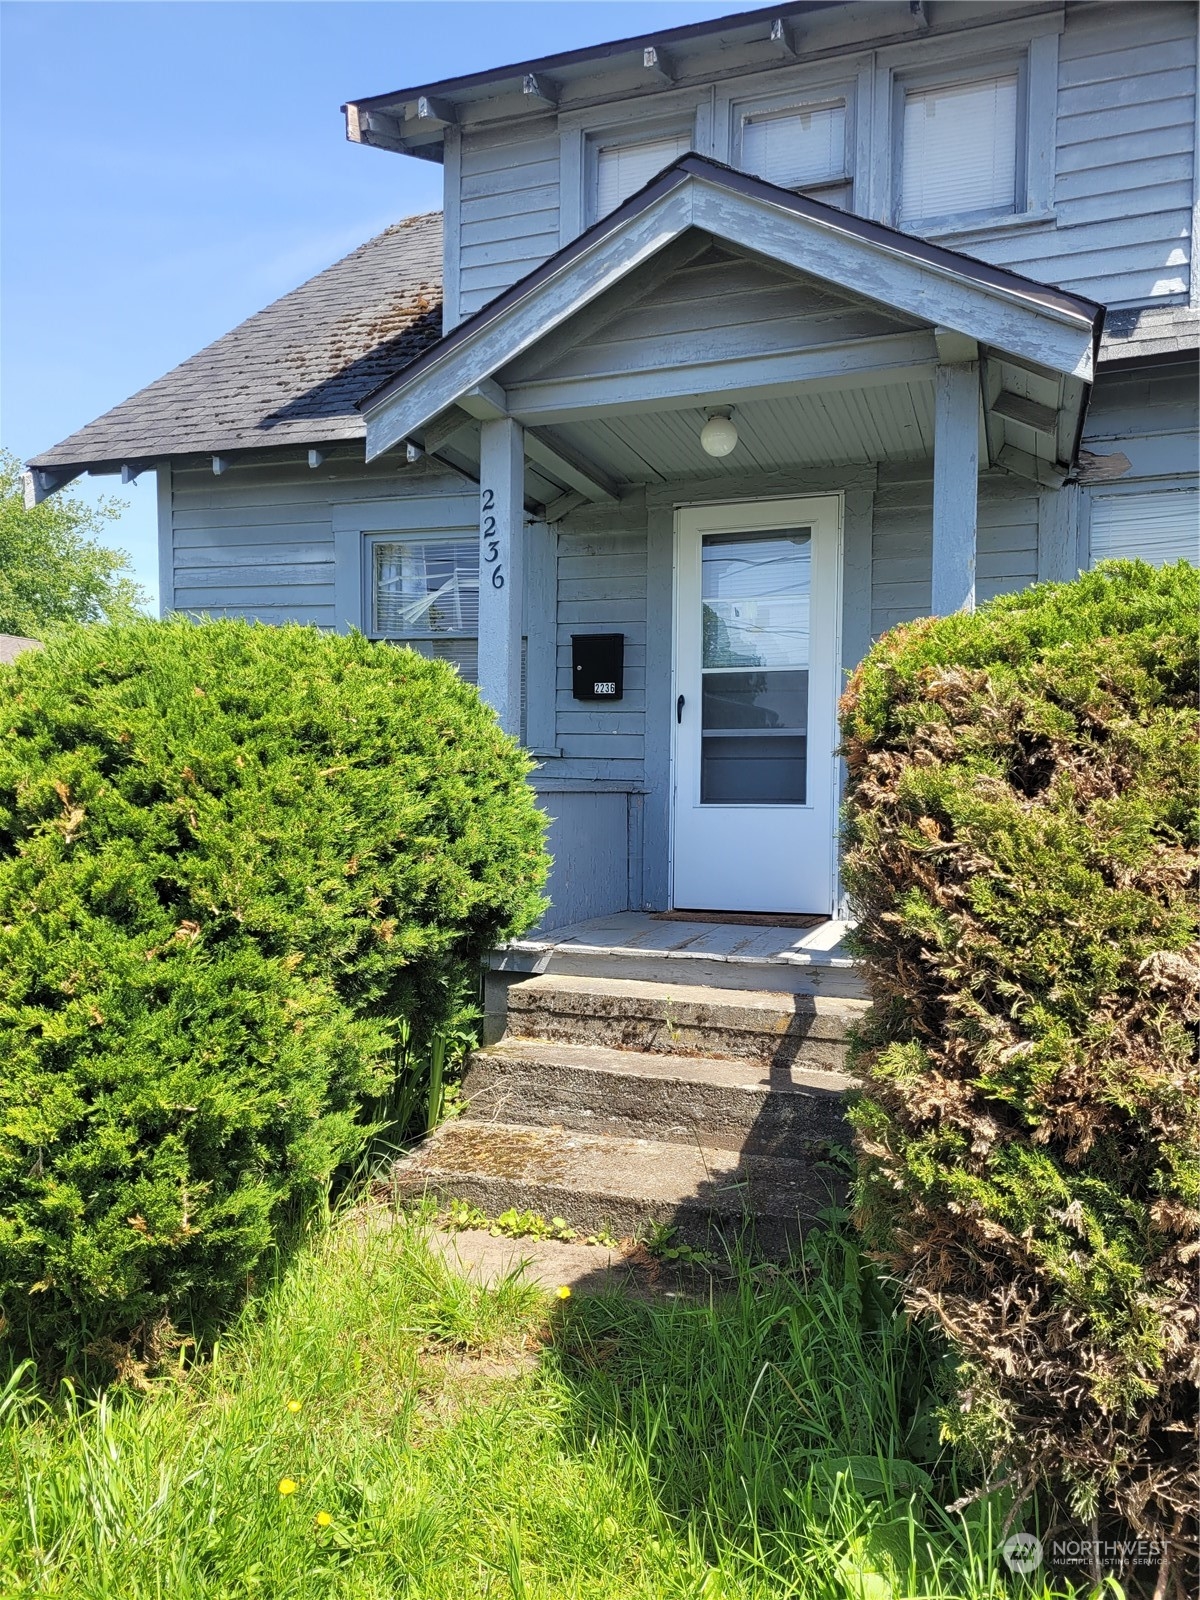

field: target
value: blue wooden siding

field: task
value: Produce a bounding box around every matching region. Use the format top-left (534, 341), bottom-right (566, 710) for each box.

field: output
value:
top-left (870, 468), bottom-right (1042, 636)
top-left (444, 3), bottom-right (1197, 323)
top-left (503, 247), bottom-right (922, 393)
top-left (457, 119), bottom-right (560, 319)
top-left (552, 495), bottom-right (648, 785)
top-left (974, 3), bottom-right (1196, 307)
top-left (1081, 360), bottom-right (1199, 481)
top-left (1079, 360), bottom-right (1200, 562)
top-left (165, 457), bottom-right (479, 625)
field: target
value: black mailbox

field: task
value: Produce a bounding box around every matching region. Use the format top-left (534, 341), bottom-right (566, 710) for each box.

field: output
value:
top-left (572, 633), bottom-right (624, 701)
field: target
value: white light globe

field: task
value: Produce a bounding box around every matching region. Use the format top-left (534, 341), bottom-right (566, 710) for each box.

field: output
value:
top-left (700, 413), bottom-right (738, 457)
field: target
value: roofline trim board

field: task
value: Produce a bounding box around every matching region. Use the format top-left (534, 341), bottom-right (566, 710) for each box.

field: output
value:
top-left (342, 0), bottom-right (1065, 147)
top-left (345, 3), bottom-right (845, 116)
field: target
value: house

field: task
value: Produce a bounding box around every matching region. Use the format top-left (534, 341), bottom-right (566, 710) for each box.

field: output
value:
top-left (26, 0), bottom-right (1200, 930)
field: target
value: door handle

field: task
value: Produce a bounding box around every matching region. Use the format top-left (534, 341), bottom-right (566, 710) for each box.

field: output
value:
top-left (676, 694), bottom-right (685, 724)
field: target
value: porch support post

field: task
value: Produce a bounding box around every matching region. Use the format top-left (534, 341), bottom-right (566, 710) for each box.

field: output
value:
top-left (932, 361), bottom-right (979, 615)
top-left (478, 416), bottom-right (525, 736)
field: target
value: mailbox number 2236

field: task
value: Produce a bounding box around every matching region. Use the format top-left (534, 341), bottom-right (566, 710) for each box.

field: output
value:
top-left (481, 489), bottom-right (504, 588)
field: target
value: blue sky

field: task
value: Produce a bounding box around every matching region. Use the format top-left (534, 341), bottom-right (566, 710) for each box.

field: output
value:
top-left (1, 0), bottom-right (752, 611)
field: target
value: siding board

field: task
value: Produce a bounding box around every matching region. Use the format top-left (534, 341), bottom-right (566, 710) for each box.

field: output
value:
top-left (456, 121), bottom-right (562, 321)
top-left (441, 6), bottom-right (1196, 326)
top-left (870, 468), bottom-right (1040, 636)
top-left (168, 458), bottom-right (476, 636)
top-left (176, 562), bottom-right (334, 588)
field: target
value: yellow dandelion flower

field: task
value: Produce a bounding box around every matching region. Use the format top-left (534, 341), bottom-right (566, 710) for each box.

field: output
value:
top-left (555, 1285), bottom-right (572, 1300)
top-left (286, 1399), bottom-right (302, 1414)
top-left (278, 1477), bottom-right (298, 1496)
top-left (315, 1510), bottom-right (333, 1528)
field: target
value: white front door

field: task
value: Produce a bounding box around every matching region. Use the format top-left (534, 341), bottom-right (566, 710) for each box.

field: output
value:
top-left (671, 496), bottom-right (842, 914)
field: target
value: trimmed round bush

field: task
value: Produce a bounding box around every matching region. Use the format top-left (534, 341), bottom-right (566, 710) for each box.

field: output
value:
top-left (839, 561), bottom-right (1198, 1553)
top-left (0, 619), bottom-right (548, 1370)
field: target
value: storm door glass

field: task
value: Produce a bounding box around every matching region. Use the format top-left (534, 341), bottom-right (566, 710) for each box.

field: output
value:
top-left (699, 529), bottom-right (810, 804)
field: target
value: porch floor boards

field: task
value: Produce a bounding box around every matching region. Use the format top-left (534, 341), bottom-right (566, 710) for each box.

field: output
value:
top-left (489, 912), bottom-right (864, 998)
top-left (495, 910), bottom-right (855, 964)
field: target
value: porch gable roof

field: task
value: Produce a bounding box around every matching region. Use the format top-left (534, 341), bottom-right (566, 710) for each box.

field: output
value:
top-left (360, 154), bottom-right (1103, 470)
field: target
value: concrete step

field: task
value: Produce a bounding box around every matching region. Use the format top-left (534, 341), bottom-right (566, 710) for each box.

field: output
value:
top-left (493, 972), bottom-right (869, 1069)
top-left (463, 1038), bottom-right (853, 1155)
top-left (390, 1118), bottom-right (845, 1252)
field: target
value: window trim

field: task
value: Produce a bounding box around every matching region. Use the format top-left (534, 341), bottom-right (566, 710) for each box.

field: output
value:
top-left (362, 529), bottom-right (480, 650)
top-left (586, 121), bottom-right (696, 227)
top-left (872, 15), bottom-right (1060, 235)
top-left (892, 54), bottom-right (1028, 232)
top-left (332, 493), bottom-right (481, 637)
top-left (559, 90), bottom-right (708, 244)
top-left (332, 498), bottom-right (553, 752)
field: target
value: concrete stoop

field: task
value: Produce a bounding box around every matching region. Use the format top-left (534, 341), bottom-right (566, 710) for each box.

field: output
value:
top-left (392, 963), bottom-right (867, 1253)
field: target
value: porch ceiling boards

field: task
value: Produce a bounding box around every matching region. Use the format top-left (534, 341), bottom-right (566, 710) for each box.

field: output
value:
top-left (508, 383), bottom-right (935, 484)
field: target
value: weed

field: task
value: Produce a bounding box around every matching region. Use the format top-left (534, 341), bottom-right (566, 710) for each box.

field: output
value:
top-left (639, 1221), bottom-right (718, 1266)
top-left (443, 1200), bottom-right (620, 1249)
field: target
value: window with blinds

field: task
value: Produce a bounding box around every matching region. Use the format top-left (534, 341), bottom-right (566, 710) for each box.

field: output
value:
top-left (370, 536), bottom-right (480, 681)
top-left (369, 535), bottom-right (529, 740)
top-left (1089, 489), bottom-right (1200, 569)
top-left (740, 99), bottom-right (850, 206)
top-left (899, 72), bottom-right (1019, 226)
top-left (592, 130), bottom-right (692, 222)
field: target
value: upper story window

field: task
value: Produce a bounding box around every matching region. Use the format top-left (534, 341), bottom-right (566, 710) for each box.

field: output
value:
top-left (738, 97), bottom-right (851, 208)
top-left (590, 128), bottom-right (693, 223)
top-left (898, 70), bottom-right (1020, 228)
top-left (732, 86), bottom-right (857, 211)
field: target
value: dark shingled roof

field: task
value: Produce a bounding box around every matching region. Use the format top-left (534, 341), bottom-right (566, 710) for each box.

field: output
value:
top-left (29, 212), bottom-right (443, 472)
top-left (1098, 304), bottom-right (1200, 367)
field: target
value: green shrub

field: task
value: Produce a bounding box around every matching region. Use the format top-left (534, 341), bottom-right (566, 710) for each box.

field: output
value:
top-left (0, 619), bottom-right (548, 1371)
top-left (839, 561), bottom-right (1198, 1557)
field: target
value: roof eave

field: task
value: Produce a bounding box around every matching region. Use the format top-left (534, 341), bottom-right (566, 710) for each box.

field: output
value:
top-left (343, 3), bottom-right (841, 118)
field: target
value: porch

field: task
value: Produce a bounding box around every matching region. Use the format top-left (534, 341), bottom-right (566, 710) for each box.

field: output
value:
top-left (490, 909), bottom-right (860, 986)
top-left (358, 155), bottom-right (1101, 926)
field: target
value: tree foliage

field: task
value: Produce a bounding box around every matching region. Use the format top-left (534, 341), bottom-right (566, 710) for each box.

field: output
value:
top-left (0, 449), bottom-right (147, 635)
top-left (0, 619), bottom-right (549, 1373)
top-left (840, 561), bottom-right (1198, 1560)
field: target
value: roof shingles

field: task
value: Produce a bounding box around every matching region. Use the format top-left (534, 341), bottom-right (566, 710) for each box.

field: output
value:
top-left (28, 192), bottom-right (1197, 476)
top-left (29, 212), bottom-right (443, 471)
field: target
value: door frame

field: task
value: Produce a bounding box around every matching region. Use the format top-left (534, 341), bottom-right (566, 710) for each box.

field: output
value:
top-left (667, 492), bottom-right (844, 915)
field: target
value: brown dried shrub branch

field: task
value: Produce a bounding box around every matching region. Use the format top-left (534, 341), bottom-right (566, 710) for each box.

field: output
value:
top-left (840, 560), bottom-right (1198, 1572)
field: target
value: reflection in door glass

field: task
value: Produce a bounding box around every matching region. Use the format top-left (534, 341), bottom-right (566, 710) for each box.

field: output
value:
top-left (699, 530), bottom-right (811, 804)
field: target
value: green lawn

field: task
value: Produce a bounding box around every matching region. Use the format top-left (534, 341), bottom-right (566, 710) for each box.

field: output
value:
top-left (1, 1208), bottom-right (1085, 1599)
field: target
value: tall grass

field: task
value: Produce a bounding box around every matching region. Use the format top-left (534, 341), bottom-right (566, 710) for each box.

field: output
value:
top-left (0, 1212), bottom-right (1093, 1599)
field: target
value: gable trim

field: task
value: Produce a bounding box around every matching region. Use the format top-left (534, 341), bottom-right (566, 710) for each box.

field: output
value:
top-left (361, 156), bottom-right (1101, 464)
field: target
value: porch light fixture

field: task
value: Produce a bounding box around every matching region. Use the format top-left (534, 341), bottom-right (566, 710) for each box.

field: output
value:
top-left (700, 408), bottom-right (738, 457)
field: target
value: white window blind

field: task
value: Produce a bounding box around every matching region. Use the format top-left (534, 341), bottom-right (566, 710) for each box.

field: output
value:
top-left (371, 537), bottom-right (480, 680)
top-left (900, 73), bottom-right (1018, 225)
top-left (369, 536), bottom-right (529, 739)
top-left (741, 100), bottom-right (847, 199)
top-left (1089, 489), bottom-right (1200, 568)
top-left (593, 131), bottom-right (692, 221)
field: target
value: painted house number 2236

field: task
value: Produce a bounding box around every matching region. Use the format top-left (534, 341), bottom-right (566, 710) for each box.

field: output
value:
top-left (480, 489), bottom-right (504, 588)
